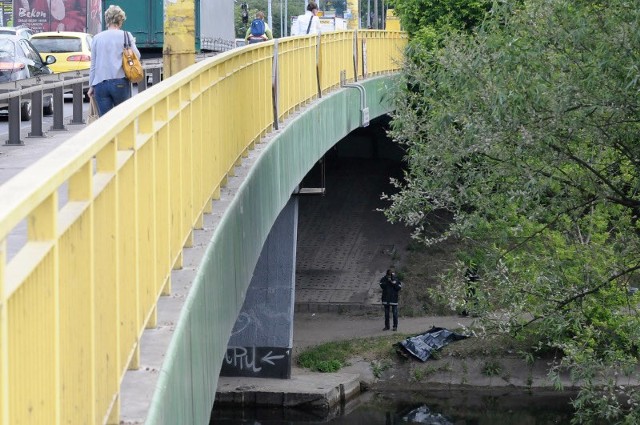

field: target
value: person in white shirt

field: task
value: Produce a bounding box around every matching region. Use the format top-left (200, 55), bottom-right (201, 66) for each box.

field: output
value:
top-left (291, 2), bottom-right (320, 36)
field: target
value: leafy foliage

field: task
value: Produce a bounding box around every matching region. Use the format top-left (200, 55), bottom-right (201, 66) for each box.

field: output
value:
top-left (389, 0), bottom-right (491, 36)
top-left (389, 0), bottom-right (492, 61)
top-left (386, 0), bottom-right (640, 422)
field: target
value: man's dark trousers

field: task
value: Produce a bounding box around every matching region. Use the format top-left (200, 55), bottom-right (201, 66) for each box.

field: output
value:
top-left (384, 304), bottom-right (398, 330)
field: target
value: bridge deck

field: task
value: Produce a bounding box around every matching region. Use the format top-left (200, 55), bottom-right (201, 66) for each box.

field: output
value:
top-left (0, 119), bottom-right (87, 186)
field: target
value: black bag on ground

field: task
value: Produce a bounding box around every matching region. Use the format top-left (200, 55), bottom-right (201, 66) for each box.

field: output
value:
top-left (397, 327), bottom-right (468, 362)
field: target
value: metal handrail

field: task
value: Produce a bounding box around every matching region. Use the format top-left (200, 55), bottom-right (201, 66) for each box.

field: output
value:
top-left (0, 62), bottom-right (163, 145)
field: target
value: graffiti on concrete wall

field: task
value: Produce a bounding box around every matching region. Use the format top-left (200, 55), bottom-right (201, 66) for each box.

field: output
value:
top-left (224, 346), bottom-right (286, 373)
top-left (221, 312), bottom-right (292, 378)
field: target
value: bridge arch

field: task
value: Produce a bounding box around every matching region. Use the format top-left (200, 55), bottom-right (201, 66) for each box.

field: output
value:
top-left (142, 76), bottom-right (397, 424)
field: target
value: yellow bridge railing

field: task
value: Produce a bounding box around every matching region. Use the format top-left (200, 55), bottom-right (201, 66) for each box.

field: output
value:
top-left (0, 30), bottom-right (406, 425)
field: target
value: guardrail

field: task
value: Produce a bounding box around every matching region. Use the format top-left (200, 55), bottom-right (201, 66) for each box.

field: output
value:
top-left (0, 61), bottom-right (163, 145)
top-left (0, 30), bottom-right (406, 425)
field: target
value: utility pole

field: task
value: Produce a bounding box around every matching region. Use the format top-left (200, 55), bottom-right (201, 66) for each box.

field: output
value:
top-left (284, 0), bottom-right (288, 36)
top-left (373, 0), bottom-right (378, 29)
top-left (268, 0), bottom-right (273, 29)
top-left (367, 0), bottom-right (371, 28)
top-left (280, 0), bottom-right (284, 37)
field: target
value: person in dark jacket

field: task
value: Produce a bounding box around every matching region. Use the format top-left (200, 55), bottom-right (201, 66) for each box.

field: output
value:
top-left (380, 269), bottom-right (402, 331)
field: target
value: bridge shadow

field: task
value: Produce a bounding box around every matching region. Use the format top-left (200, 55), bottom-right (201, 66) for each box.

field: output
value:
top-left (296, 117), bottom-right (410, 313)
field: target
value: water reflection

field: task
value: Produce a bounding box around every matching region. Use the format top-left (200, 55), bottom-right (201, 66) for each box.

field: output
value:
top-left (212, 389), bottom-right (577, 424)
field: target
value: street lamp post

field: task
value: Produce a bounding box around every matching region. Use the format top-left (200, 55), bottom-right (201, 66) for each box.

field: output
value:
top-left (284, 0), bottom-right (288, 36)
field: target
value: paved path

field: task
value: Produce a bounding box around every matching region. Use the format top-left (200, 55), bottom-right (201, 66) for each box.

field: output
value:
top-left (0, 120), bottom-right (86, 186)
top-left (293, 312), bottom-right (473, 352)
top-left (0, 117), bottom-right (88, 261)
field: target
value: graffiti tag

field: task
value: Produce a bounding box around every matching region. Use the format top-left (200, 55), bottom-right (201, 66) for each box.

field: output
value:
top-left (225, 346), bottom-right (286, 372)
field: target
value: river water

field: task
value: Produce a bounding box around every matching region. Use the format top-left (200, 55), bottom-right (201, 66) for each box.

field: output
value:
top-left (212, 388), bottom-right (578, 424)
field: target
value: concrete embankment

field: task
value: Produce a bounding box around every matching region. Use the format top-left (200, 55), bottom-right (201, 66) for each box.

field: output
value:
top-left (215, 313), bottom-right (475, 412)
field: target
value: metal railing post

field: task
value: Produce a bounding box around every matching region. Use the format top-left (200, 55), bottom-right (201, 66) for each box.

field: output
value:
top-left (353, 31), bottom-right (359, 82)
top-left (151, 68), bottom-right (162, 86)
top-left (50, 86), bottom-right (66, 131)
top-left (316, 34), bottom-right (322, 98)
top-left (138, 71), bottom-right (149, 92)
top-left (272, 39), bottom-right (279, 130)
top-left (5, 96), bottom-right (23, 145)
top-left (70, 82), bottom-right (84, 124)
top-left (28, 90), bottom-right (45, 137)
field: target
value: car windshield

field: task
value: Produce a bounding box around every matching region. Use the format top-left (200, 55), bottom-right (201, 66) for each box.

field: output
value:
top-left (31, 37), bottom-right (81, 53)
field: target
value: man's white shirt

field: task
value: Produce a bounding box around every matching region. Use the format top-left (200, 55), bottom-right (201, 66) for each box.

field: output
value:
top-left (291, 11), bottom-right (321, 36)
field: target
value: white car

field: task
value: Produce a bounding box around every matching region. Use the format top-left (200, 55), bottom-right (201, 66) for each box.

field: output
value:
top-left (0, 25), bottom-right (34, 40)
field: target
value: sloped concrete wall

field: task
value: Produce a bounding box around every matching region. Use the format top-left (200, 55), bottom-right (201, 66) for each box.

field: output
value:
top-left (145, 75), bottom-right (398, 424)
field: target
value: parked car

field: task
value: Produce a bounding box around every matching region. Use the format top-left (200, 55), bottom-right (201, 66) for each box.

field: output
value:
top-left (0, 26), bottom-right (34, 40)
top-left (30, 31), bottom-right (92, 74)
top-left (0, 35), bottom-right (56, 120)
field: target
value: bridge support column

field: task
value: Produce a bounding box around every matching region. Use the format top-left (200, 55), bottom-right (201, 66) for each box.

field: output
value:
top-left (221, 197), bottom-right (298, 379)
top-left (163, 0), bottom-right (196, 78)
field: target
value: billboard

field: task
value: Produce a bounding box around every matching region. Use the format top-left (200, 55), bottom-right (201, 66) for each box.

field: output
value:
top-left (15, 0), bottom-right (88, 33)
top-left (0, 0), bottom-right (13, 26)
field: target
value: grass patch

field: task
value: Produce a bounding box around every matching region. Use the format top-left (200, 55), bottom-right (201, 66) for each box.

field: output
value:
top-left (482, 359), bottom-right (502, 377)
top-left (297, 335), bottom-right (407, 372)
top-left (371, 360), bottom-right (393, 378)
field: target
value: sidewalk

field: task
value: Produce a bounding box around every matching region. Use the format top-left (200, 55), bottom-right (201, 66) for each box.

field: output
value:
top-left (0, 119), bottom-right (87, 186)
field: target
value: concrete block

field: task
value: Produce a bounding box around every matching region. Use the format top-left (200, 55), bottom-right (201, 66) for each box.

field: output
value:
top-left (254, 391), bottom-right (285, 406)
top-left (341, 378), bottom-right (361, 402)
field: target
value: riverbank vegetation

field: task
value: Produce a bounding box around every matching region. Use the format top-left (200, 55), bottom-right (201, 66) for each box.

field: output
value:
top-left (298, 334), bottom-right (400, 372)
top-left (385, 0), bottom-right (640, 423)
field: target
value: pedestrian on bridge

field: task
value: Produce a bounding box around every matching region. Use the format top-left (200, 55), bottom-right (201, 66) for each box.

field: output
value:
top-left (87, 5), bottom-right (140, 117)
top-left (245, 11), bottom-right (273, 44)
top-left (380, 269), bottom-right (402, 331)
top-left (291, 2), bottom-right (321, 36)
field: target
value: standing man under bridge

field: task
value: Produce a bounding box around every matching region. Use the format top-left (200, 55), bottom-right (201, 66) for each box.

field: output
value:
top-left (380, 269), bottom-right (403, 331)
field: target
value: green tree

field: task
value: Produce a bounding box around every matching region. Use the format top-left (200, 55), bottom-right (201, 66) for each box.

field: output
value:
top-left (386, 0), bottom-right (640, 422)
top-left (389, 0), bottom-right (491, 58)
top-left (389, 0), bottom-right (490, 36)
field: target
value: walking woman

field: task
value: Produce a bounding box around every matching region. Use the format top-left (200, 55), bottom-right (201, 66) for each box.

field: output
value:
top-left (88, 5), bottom-right (140, 116)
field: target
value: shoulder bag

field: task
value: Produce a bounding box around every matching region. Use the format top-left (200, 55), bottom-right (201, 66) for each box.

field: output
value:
top-left (87, 97), bottom-right (99, 123)
top-left (122, 31), bottom-right (144, 83)
top-left (306, 16), bottom-right (314, 34)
